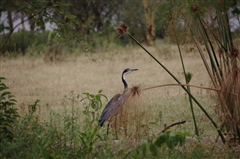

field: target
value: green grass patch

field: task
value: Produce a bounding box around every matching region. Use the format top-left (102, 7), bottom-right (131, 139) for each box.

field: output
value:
top-left (1, 82), bottom-right (237, 158)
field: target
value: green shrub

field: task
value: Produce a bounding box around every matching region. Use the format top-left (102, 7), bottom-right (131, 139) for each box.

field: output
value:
top-left (133, 131), bottom-right (189, 158)
top-left (0, 77), bottom-right (19, 142)
top-left (0, 90), bottom-right (108, 158)
top-left (1, 28), bottom-right (136, 58)
top-left (1, 30), bottom-right (51, 55)
top-left (0, 30), bottom-right (65, 56)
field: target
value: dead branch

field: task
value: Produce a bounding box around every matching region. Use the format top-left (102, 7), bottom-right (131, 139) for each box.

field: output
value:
top-left (159, 120), bottom-right (186, 134)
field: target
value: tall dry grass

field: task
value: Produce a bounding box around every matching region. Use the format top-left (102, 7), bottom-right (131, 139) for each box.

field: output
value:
top-left (108, 86), bottom-right (150, 140)
top-left (0, 44), bottom-right (216, 138)
top-left (2, 43), bottom-right (232, 158)
top-left (0, 45), bottom-right (209, 112)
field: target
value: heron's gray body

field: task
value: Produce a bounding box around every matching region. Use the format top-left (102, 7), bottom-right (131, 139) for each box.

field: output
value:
top-left (98, 89), bottom-right (129, 126)
top-left (98, 68), bottom-right (137, 127)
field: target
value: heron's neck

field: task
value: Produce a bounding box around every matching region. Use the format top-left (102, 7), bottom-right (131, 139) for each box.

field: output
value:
top-left (122, 73), bottom-right (128, 88)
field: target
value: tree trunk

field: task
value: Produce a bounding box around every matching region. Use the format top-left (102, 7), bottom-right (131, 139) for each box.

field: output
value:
top-left (7, 10), bottom-right (13, 33)
top-left (21, 13), bottom-right (25, 30)
top-left (29, 15), bottom-right (35, 32)
top-left (143, 0), bottom-right (156, 46)
top-left (39, 15), bottom-right (45, 31)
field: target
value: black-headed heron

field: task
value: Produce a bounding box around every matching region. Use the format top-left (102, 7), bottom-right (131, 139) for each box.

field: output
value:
top-left (98, 68), bottom-right (138, 138)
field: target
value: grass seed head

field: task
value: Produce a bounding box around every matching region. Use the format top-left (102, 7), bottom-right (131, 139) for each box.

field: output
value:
top-left (115, 24), bottom-right (129, 36)
top-left (130, 85), bottom-right (141, 97)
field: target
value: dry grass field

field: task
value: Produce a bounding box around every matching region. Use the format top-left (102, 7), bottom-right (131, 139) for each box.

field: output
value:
top-left (1, 44), bottom-right (217, 134)
top-left (3, 43), bottom-right (237, 158)
top-left (0, 45), bottom-right (211, 106)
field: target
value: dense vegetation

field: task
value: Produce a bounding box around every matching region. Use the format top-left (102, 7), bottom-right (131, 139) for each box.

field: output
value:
top-left (1, 0), bottom-right (240, 158)
top-left (0, 0), bottom-right (167, 56)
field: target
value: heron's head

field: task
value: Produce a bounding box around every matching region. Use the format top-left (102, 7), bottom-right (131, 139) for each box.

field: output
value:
top-left (123, 68), bottom-right (138, 76)
top-left (122, 68), bottom-right (138, 87)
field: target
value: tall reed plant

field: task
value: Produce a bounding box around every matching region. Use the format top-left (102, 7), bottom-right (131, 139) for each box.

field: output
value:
top-left (141, 0), bottom-right (240, 144)
top-left (189, 1), bottom-right (240, 144)
top-left (115, 23), bottom-right (225, 143)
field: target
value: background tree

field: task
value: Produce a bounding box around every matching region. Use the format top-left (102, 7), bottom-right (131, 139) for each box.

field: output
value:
top-left (65, 0), bottom-right (123, 35)
top-left (0, 0), bottom-right (81, 55)
top-left (119, 0), bottom-right (145, 43)
top-left (1, 0), bottom-right (239, 55)
top-left (143, 0), bottom-right (157, 46)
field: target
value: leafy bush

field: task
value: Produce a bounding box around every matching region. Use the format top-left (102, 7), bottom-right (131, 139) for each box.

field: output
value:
top-left (1, 29), bottom-right (134, 58)
top-left (134, 131), bottom-right (189, 158)
top-left (0, 30), bottom-right (54, 55)
top-left (0, 90), bottom-right (108, 158)
top-left (0, 30), bottom-right (77, 57)
top-left (0, 77), bottom-right (19, 142)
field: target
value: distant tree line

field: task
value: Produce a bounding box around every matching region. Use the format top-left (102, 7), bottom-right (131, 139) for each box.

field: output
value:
top-left (0, 0), bottom-right (165, 46)
top-left (0, 0), bottom-right (240, 55)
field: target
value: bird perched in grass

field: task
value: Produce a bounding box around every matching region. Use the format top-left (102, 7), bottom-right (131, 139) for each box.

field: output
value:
top-left (98, 68), bottom-right (138, 138)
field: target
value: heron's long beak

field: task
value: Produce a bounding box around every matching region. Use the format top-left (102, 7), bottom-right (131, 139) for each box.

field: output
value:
top-left (131, 68), bottom-right (138, 72)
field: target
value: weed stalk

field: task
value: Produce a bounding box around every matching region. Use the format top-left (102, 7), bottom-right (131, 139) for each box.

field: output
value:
top-left (174, 31), bottom-right (199, 136)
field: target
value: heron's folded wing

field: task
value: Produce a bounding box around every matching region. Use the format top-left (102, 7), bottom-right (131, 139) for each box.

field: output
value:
top-left (98, 94), bottom-right (122, 126)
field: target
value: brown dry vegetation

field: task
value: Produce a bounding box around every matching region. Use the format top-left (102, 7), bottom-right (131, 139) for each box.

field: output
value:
top-left (0, 44), bottom-right (217, 135)
top-left (0, 45), bottom-right (210, 104)
top-left (5, 43), bottom-right (240, 158)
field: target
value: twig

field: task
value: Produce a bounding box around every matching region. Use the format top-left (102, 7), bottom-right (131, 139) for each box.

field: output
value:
top-left (159, 121), bottom-right (186, 134)
top-left (141, 83), bottom-right (237, 96)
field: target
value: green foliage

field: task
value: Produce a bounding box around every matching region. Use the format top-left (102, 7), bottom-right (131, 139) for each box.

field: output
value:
top-left (81, 90), bottom-right (107, 129)
top-left (78, 125), bottom-right (99, 158)
top-left (0, 30), bottom-right (56, 55)
top-left (1, 30), bottom-right (128, 58)
top-left (0, 87), bottom-right (237, 158)
top-left (1, 30), bottom-right (33, 55)
top-left (185, 72), bottom-right (193, 84)
top-left (0, 30), bottom-right (85, 60)
top-left (0, 0), bottom-right (169, 56)
top-left (78, 90), bottom-right (107, 158)
top-left (133, 131), bottom-right (189, 158)
top-left (82, 31), bottom-right (128, 53)
top-left (155, 131), bottom-right (187, 150)
top-left (0, 90), bottom-right (109, 158)
top-left (28, 99), bottom-right (40, 115)
top-left (0, 77), bottom-right (19, 142)
top-left (149, 141), bottom-right (158, 156)
top-left (0, 0), bottom-right (82, 56)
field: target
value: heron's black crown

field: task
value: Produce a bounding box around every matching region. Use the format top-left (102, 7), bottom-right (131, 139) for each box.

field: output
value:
top-left (122, 68), bottom-right (138, 75)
